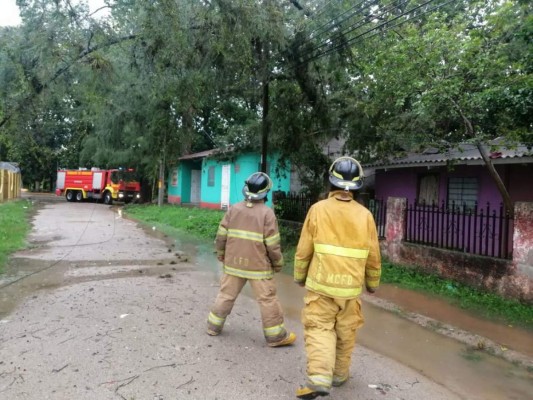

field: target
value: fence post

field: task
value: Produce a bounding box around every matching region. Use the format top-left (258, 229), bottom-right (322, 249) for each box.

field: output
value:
top-left (513, 202), bottom-right (533, 282)
top-left (0, 169), bottom-right (4, 203)
top-left (384, 197), bottom-right (407, 262)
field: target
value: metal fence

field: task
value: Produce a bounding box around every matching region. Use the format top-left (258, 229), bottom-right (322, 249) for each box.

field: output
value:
top-left (273, 192), bottom-right (386, 239)
top-left (405, 201), bottom-right (513, 259)
top-left (273, 192), bottom-right (317, 223)
top-left (367, 198), bottom-right (387, 239)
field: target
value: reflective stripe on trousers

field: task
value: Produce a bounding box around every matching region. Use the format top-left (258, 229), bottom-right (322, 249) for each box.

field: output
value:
top-left (208, 273), bottom-right (286, 342)
top-left (301, 291), bottom-right (364, 389)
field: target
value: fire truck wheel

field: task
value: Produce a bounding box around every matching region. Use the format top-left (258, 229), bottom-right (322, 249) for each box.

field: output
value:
top-left (75, 191), bottom-right (83, 202)
top-left (104, 192), bottom-right (113, 205)
top-left (66, 191), bottom-right (74, 202)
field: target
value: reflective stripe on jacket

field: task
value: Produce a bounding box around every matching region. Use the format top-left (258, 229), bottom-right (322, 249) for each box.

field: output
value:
top-left (216, 200), bottom-right (283, 279)
top-left (294, 191), bottom-right (381, 298)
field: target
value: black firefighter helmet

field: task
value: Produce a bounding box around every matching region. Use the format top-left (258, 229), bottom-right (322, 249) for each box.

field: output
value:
top-left (328, 156), bottom-right (364, 191)
top-left (242, 172), bottom-right (273, 200)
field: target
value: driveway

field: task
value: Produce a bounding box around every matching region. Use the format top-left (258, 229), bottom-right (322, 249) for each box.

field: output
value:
top-left (0, 198), bottom-right (492, 399)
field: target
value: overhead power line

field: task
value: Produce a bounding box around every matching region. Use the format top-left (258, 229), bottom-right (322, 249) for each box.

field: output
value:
top-left (297, 0), bottom-right (407, 61)
top-left (305, 0), bottom-right (381, 41)
top-left (294, 0), bottom-right (460, 67)
top-left (295, 0), bottom-right (343, 32)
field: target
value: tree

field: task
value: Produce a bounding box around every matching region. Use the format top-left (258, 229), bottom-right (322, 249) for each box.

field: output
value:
top-left (1, 0), bottom-right (530, 202)
top-left (344, 0), bottom-right (532, 213)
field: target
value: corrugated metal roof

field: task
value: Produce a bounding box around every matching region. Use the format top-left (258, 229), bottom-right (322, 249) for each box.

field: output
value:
top-left (0, 162), bottom-right (21, 173)
top-left (366, 143), bottom-right (533, 169)
top-left (179, 149), bottom-right (219, 160)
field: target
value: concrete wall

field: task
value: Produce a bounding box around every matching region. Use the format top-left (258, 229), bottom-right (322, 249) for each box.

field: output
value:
top-left (0, 168), bottom-right (22, 203)
top-left (382, 197), bottom-right (532, 303)
top-left (168, 161), bottom-right (197, 204)
top-left (169, 152), bottom-right (290, 208)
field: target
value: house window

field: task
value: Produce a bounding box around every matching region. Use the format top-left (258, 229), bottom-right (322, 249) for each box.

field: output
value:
top-left (447, 177), bottom-right (478, 211)
top-left (208, 166), bottom-right (215, 187)
top-left (171, 170), bottom-right (178, 187)
top-left (418, 174), bottom-right (439, 205)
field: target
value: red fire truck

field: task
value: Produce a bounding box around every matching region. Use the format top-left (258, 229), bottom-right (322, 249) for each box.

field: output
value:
top-left (55, 168), bottom-right (141, 204)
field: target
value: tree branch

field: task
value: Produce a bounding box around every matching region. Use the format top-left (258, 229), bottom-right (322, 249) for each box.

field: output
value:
top-left (0, 34), bottom-right (137, 130)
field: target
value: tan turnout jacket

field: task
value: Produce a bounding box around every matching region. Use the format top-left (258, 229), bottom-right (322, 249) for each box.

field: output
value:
top-left (294, 190), bottom-right (381, 298)
top-left (216, 200), bottom-right (283, 279)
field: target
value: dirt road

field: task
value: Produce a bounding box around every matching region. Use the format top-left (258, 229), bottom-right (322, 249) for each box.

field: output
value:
top-left (0, 198), bottom-right (527, 399)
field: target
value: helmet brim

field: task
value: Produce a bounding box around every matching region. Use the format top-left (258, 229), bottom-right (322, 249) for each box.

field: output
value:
top-left (242, 185), bottom-right (268, 200)
top-left (329, 175), bottom-right (364, 190)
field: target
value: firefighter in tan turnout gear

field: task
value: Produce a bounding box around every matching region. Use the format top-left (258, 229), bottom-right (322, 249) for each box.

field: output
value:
top-left (294, 157), bottom-right (381, 399)
top-left (207, 172), bottom-right (296, 347)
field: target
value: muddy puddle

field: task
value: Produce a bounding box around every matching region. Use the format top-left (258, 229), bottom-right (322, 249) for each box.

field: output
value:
top-left (0, 257), bottom-right (191, 319)
top-left (375, 284), bottom-right (533, 357)
top-left (162, 230), bottom-right (533, 400)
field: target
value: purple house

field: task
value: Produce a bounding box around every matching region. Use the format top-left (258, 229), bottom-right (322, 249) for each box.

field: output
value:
top-left (369, 143), bottom-right (533, 208)
top-left (361, 143), bottom-right (533, 301)
top-left (366, 142), bottom-right (533, 260)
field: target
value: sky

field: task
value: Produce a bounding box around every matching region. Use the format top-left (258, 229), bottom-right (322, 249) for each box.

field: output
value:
top-left (0, 0), bottom-right (108, 27)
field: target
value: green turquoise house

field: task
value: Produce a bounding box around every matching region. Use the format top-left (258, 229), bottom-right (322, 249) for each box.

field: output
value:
top-left (167, 149), bottom-right (291, 209)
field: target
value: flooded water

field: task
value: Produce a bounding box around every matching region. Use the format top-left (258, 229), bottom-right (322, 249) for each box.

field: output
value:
top-left (167, 230), bottom-right (533, 400)
top-left (376, 284), bottom-right (533, 358)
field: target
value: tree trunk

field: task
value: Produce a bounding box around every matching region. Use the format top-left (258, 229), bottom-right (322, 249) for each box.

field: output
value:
top-left (157, 159), bottom-right (165, 207)
top-left (451, 99), bottom-right (514, 216)
top-left (475, 143), bottom-right (514, 217)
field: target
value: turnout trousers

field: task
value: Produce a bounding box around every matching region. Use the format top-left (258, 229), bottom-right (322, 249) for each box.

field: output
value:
top-left (207, 273), bottom-right (288, 344)
top-left (301, 291), bottom-right (364, 390)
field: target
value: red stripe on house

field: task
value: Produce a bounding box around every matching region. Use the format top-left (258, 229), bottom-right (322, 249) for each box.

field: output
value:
top-left (200, 202), bottom-right (221, 209)
top-left (168, 195), bottom-right (181, 204)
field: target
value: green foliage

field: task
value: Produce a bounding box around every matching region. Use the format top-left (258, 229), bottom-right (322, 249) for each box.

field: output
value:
top-left (1, 0), bottom-right (531, 198)
top-left (355, 0), bottom-right (533, 154)
top-left (124, 204), bottom-right (223, 240)
top-left (381, 262), bottom-right (533, 329)
top-left (0, 200), bottom-right (32, 271)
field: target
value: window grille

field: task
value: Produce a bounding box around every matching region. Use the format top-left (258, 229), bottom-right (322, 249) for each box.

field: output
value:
top-left (448, 177), bottom-right (478, 212)
top-left (208, 166), bottom-right (215, 187)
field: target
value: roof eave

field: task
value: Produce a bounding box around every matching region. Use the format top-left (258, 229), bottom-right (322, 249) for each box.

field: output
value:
top-left (372, 156), bottom-right (533, 170)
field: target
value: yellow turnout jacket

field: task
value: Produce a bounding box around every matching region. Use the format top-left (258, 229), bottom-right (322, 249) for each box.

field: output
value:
top-left (294, 191), bottom-right (381, 298)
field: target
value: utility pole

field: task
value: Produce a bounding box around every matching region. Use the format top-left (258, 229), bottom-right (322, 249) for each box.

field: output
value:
top-left (261, 80), bottom-right (270, 173)
top-left (260, 35), bottom-right (270, 174)
top-left (157, 158), bottom-right (165, 207)
top-left (157, 133), bottom-right (167, 207)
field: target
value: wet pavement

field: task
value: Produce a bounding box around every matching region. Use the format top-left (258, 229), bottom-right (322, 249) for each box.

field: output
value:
top-left (169, 223), bottom-right (533, 400)
top-left (0, 195), bottom-right (532, 400)
top-left (374, 284), bottom-right (533, 358)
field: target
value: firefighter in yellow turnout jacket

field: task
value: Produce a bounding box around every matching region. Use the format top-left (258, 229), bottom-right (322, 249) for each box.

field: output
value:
top-left (294, 157), bottom-right (381, 399)
top-left (207, 172), bottom-right (296, 347)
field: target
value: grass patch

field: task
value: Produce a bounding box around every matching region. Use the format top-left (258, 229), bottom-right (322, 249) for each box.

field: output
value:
top-left (124, 204), bottom-right (224, 240)
top-left (381, 262), bottom-right (533, 330)
top-left (0, 200), bottom-right (33, 272)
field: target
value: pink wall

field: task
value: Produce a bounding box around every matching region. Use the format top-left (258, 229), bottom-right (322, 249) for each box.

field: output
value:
top-left (382, 198), bottom-right (533, 302)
